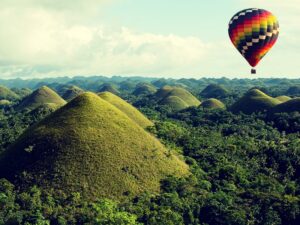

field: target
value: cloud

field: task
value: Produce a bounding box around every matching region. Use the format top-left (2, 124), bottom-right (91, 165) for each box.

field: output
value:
top-left (0, 0), bottom-right (214, 78)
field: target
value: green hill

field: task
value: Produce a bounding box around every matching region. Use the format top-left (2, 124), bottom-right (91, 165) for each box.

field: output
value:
top-left (133, 83), bottom-right (157, 95)
top-left (0, 99), bottom-right (12, 107)
top-left (155, 86), bottom-right (201, 111)
top-left (271, 98), bottom-right (300, 114)
top-left (99, 84), bottom-right (120, 95)
top-left (16, 86), bottom-right (67, 110)
top-left (200, 84), bottom-right (229, 98)
top-left (11, 88), bottom-right (32, 98)
top-left (230, 89), bottom-right (281, 114)
top-left (160, 96), bottom-right (189, 111)
top-left (0, 92), bottom-right (188, 200)
top-left (286, 86), bottom-right (300, 96)
top-left (275, 96), bottom-right (292, 103)
top-left (98, 92), bottom-right (153, 128)
top-left (0, 86), bottom-right (20, 101)
top-left (200, 98), bottom-right (226, 110)
top-left (62, 85), bottom-right (85, 101)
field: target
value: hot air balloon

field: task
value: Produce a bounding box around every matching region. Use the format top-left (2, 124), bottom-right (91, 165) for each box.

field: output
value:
top-left (228, 8), bottom-right (279, 74)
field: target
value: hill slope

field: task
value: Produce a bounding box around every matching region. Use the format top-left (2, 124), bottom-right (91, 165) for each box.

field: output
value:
top-left (99, 84), bottom-right (120, 95)
top-left (98, 92), bottom-right (153, 128)
top-left (231, 89), bottom-right (281, 114)
top-left (0, 86), bottom-right (20, 101)
top-left (0, 92), bottom-right (188, 200)
top-left (275, 96), bottom-right (292, 103)
top-left (62, 85), bottom-right (84, 101)
top-left (200, 84), bottom-right (229, 98)
top-left (133, 83), bottom-right (157, 95)
top-left (16, 86), bottom-right (66, 110)
top-left (271, 98), bottom-right (300, 113)
top-left (155, 86), bottom-right (201, 111)
top-left (200, 98), bottom-right (226, 110)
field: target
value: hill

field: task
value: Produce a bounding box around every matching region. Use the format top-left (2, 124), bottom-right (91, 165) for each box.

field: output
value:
top-left (286, 86), bottom-right (300, 96)
top-left (133, 83), bottom-right (157, 95)
top-left (230, 89), bottom-right (281, 114)
top-left (270, 98), bottom-right (300, 114)
top-left (275, 96), bottom-right (292, 103)
top-left (0, 92), bottom-right (188, 200)
top-left (200, 84), bottom-right (230, 98)
top-left (0, 86), bottom-right (20, 101)
top-left (155, 86), bottom-right (201, 111)
top-left (62, 85), bottom-right (84, 101)
top-left (200, 98), bottom-right (226, 110)
top-left (99, 84), bottom-right (120, 95)
top-left (16, 86), bottom-right (67, 110)
top-left (98, 92), bottom-right (153, 128)
top-left (0, 99), bottom-right (12, 107)
top-left (11, 88), bottom-right (32, 98)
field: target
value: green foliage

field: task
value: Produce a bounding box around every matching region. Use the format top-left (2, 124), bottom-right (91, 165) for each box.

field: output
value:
top-left (200, 84), bottom-right (230, 99)
top-left (0, 86), bottom-right (20, 101)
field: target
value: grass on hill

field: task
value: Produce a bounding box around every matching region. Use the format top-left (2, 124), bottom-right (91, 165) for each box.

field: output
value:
top-left (99, 84), bottom-right (120, 95)
top-left (98, 92), bottom-right (153, 128)
top-left (271, 98), bottom-right (300, 114)
top-left (11, 88), bottom-right (32, 98)
top-left (16, 86), bottom-right (67, 110)
top-left (0, 92), bottom-right (189, 200)
top-left (155, 86), bottom-right (201, 111)
top-left (0, 86), bottom-right (20, 101)
top-left (200, 98), bottom-right (226, 110)
top-left (133, 83), bottom-right (157, 95)
top-left (62, 85), bottom-right (85, 101)
top-left (0, 99), bottom-right (12, 106)
top-left (275, 95), bottom-right (292, 103)
top-left (230, 89), bottom-right (281, 114)
top-left (200, 84), bottom-right (229, 98)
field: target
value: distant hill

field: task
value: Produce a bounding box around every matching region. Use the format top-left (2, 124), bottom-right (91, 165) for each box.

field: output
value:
top-left (0, 92), bottom-right (188, 200)
top-left (0, 86), bottom-right (20, 101)
top-left (200, 84), bottom-right (230, 98)
top-left (286, 86), bottom-right (300, 96)
top-left (0, 99), bottom-right (12, 107)
top-left (62, 85), bottom-right (84, 101)
top-left (200, 98), bottom-right (225, 110)
top-left (16, 86), bottom-right (66, 110)
top-left (275, 96), bottom-right (292, 103)
top-left (133, 83), bottom-right (157, 95)
top-left (98, 92), bottom-right (153, 128)
top-left (11, 88), bottom-right (32, 98)
top-left (99, 84), bottom-right (120, 95)
top-left (155, 86), bottom-right (201, 111)
top-left (270, 98), bottom-right (300, 114)
top-left (230, 89), bottom-right (281, 114)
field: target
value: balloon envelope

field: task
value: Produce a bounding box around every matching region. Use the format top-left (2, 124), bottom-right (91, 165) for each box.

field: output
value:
top-left (228, 8), bottom-right (279, 67)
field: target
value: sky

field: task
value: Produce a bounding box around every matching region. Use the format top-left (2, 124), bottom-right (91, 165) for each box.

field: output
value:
top-left (0, 0), bottom-right (299, 79)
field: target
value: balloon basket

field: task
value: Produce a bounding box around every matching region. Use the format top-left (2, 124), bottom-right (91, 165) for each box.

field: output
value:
top-left (251, 68), bottom-right (256, 74)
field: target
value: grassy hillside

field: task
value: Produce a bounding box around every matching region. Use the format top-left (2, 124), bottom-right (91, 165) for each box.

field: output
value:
top-left (0, 99), bottom-right (12, 107)
top-left (11, 88), bottom-right (32, 98)
top-left (98, 92), bottom-right (153, 128)
top-left (62, 85), bottom-right (84, 101)
top-left (133, 83), bottom-right (157, 95)
top-left (271, 98), bottom-right (300, 113)
top-left (16, 86), bottom-right (66, 110)
top-left (0, 86), bottom-right (20, 101)
top-left (275, 95), bottom-right (292, 103)
top-left (99, 84), bottom-right (120, 95)
top-left (0, 92), bottom-right (188, 200)
top-left (200, 98), bottom-right (225, 110)
top-left (155, 86), bottom-right (200, 111)
top-left (200, 84), bottom-right (229, 98)
top-left (231, 89), bottom-right (281, 114)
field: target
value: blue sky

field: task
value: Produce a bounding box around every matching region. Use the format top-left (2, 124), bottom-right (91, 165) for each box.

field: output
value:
top-left (0, 0), bottom-right (299, 79)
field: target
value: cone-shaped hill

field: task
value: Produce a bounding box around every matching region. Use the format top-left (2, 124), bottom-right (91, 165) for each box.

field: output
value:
top-left (275, 96), bottom-right (292, 103)
top-left (270, 98), bottom-right (300, 114)
top-left (230, 89), bottom-right (281, 114)
top-left (99, 84), bottom-right (120, 95)
top-left (62, 85), bottom-right (84, 101)
top-left (98, 92), bottom-right (153, 128)
top-left (155, 86), bottom-right (201, 111)
top-left (200, 98), bottom-right (225, 110)
top-left (0, 92), bottom-right (188, 200)
top-left (16, 86), bottom-right (67, 110)
top-left (200, 84), bottom-right (229, 98)
top-left (133, 83), bottom-right (157, 95)
top-left (0, 86), bottom-right (20, 101)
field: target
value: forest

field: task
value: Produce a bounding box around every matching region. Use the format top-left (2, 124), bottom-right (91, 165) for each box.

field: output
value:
top-left (0, 76), bottom-right (299, 225)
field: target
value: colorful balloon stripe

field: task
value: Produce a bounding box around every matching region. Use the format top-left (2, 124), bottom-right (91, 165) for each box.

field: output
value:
top-left (228, 8), bottom-right (279, 67)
